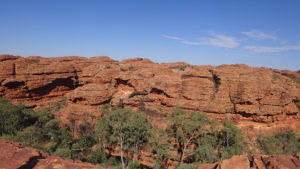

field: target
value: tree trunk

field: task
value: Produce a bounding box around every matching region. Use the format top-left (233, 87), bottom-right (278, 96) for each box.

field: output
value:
top-left (120, 135), bottom-right (125, 169)
top-left (226, 134), bottom-right (229, 147)
top-left (179, 144), bottom-right (186, 164)
top-left (133, 142), bottom-right (138, 160)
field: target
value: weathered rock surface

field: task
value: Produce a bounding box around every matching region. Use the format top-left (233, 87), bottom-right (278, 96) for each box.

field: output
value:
top-left (1, 139), bottom-right (300, 169)
top-left (0, 139), bottom-right (105, 169)
top-left (197, 155), bottom-right (300, 169)
top-left (0, 55), bottom-right (299, 130)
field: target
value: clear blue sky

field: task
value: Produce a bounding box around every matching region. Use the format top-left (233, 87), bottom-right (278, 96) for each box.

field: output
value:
top-left (1, 0), bottom-right (300, 70)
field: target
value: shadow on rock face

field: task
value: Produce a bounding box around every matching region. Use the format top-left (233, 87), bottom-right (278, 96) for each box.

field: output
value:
top-left (17, 152), bottom-right (45, 169)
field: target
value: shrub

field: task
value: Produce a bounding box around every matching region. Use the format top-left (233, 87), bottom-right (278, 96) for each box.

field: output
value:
top-left (53, 97), bottom-right (67, 111)
top-left (294, 78), bottom-right (300, 84)
top-left (29, 59), bottom-right (39, 64)
top-left (78, 135), bottom-right (97, 148)
top-left (16, 126), bottom-right (44, 146)
top-left (54, 147), bottom-right (73, 159)
top-left (257, 131), bottom-right (300, 155)
top-left (87, 147), bottom-right (108, 164)
top-left (0, 98), bottom-right (34, 135)
top-left (128, 64), bottom-right (134, 70)
top-left (295, 101), bottom-right (300, 111)
top-left (127, 160), bottom-right (141, 169)
top-left (272, 74), bottom-right (281, 80)
top-left (170, 65), bottom-right (188, 71)
top-left (136, 72), bottom-right (143, 76)
top-left (176, 164), bottom-right (197, 169)
top-left (101, 104), bottom-right (110, 113)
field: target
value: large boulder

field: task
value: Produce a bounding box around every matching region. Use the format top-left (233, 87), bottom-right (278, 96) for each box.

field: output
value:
top-left (0, 139), bottom-right (104, 169)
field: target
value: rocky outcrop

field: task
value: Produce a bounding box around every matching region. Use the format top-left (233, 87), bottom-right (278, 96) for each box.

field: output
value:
top-left (1, 138), bottom-right (299, 169)
top-left (197, 155), bottom-right (300, 169)
top-left (0, 139), bottom-right (105, 169)
top-left (0, 55), bottom-right (299, 130)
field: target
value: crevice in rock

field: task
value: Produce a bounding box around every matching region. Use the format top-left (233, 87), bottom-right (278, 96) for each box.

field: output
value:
top-left (182, 95), bottom-right (192, 100)
top-left (249, 156), bottom-right (254, 168)
top-left (209, 70), bottom-right (221, 100)
top-left (73, 69), bottom-right (80, 86)
top-left (90, 98), bottom-right (112, 106)
top-left (30, 78), bottom-right (77, 96)
top-left (238, 101), bottom-right (253, 105)
top-left (210, 70), bottom-right (221, 92)
top-left (31, 71), bottom-right (76, 75)
top-left (237, 111), bottom-right (254, 118)
top-left (4, 81), bottom-right (25, 89)
top-left (12, 63), bottom-right (16, 75)
top-left (114, 78), bottom-right (134, 88)
top-left (129, 90), bottom-right (148, 98)
top-left (71, 97), bottom-right (86, 103)
top-left (150, 87), bottom-right (173, 98)
top-left (181, 74), bottom-right (212, 80)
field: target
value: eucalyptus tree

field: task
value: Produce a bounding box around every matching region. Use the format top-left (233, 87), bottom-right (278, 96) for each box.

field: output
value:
top-left (219, 120), bottom-right (245, 159)
top-left (166, 108), bottom-right (214, 164)
top-left (96, 108), bottom-right (152, 169)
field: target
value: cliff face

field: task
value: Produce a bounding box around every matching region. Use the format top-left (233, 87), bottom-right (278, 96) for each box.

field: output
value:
top-left (0, 54), bottom-right (299, 130)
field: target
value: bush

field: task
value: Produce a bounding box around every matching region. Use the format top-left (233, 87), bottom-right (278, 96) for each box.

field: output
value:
top-left (78, 135), bottom-right (97, 148)
top-left (272, 74), bottom-right (281, 80)
top-left (257, 131), bottom-right (300, 155)
top-left (87, 147), bottom-right (108, 164)
top-left (294, 78), bottom-right (300, 84)
top-left (170, 65), bottom-right (188, 71)
top-left (176, 164), bottom-right (197, 169)
top-left (0, 98), bottom-right (34, 135)
top-left (54, 147), bottom-right (73, 159)
top-left (295, 101), bottom-right (300, 112)
top-left (53, 97), bottom-right (67, 111)
top-left (127, 160), bottom-right (141, 169)
top-left (16, 126), bottom-right (44, 146)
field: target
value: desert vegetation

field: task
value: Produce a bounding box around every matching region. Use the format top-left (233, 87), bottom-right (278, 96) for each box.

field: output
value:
top-left (0, 98), bottom-right (300, 169)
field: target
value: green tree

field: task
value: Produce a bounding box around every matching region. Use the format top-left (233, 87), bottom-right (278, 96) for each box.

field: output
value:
top-left (166, 108), bottom-right (213, 164)
top-left (151, 128), bottom-right (172, 168)
top-left (126, 112), bottom-right (152, 158)
top-left (0, 98), bottom-right (34, 135)
top-left (77, 121), bottom-right (97, 149)
top-left (87, 147), bottom-right (108, 164)
top-left (96, 108), bottom-right (152, 169)
top-left (16, 126), bottom-right (44, 146)
top-left (219, 121), bottom-right (245, 159)
top-left (193, 133), bottom-right (218, 163)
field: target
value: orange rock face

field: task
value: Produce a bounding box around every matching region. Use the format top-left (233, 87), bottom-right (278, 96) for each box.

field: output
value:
top-left (0, 139), bottom-right (104, 169)
top-left (0, 55), bottom-right (299, 130)
top-left (196, 155), bottom-right (300, 169)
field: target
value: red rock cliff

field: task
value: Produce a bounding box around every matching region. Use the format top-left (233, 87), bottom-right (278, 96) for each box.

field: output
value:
top-left (0, 55), bottom-right (299, 131)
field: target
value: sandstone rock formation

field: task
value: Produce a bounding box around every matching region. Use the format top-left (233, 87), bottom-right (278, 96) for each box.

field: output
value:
top-left (0, 54), bottom-right (299, 131)
top-left (0, 139), bottom-right (105, 169)
top-left (0, 54), bottom-right (300, 168)
top-left (197, 155), bottom-right (300, 169)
